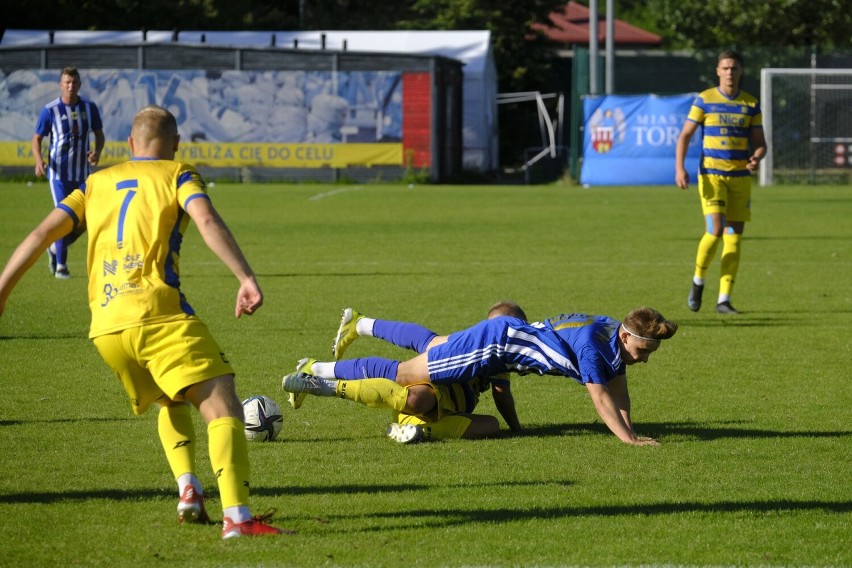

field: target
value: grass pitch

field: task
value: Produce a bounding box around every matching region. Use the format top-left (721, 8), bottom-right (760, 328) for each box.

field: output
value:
top-left (0, 180), bottom-right (849, 567)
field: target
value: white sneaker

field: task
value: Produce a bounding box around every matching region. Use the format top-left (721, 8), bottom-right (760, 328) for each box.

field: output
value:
top-left (386, 423), bottom-right (424, 444)
top-left (287, 358), bottom-right (316, 410)
top-left (282, 372), bottom-right (336, 398)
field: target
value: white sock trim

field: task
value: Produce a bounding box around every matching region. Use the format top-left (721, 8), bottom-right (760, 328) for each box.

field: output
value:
top-left (177, 473), bottom-right (203, 496)
top-left (223, 505), bottom-right (251, 523)
top-left (356, 317), bottom-right (375, 336)
top-left (312, 361), bottom-right (336, 378)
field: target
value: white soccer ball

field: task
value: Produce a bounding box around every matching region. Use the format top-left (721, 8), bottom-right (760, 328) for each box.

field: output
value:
top-left (242, 395), bottom-right (284, 442)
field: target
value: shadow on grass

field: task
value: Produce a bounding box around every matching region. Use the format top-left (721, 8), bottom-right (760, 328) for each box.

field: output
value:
top-left (0, 479), bottom-right (570, 504)
top-left (242, 421), bottom-right (852, 444)
top-left (0, 334), bottom-right (87, 340)
top-left (4, 418), bottom-right (846, 444)
top-left (336, 498), bottom-right (852, 531)
top-left (4, 489), bottom-right (848, 528)
top-left (521, 420), bottom-right (851, 442)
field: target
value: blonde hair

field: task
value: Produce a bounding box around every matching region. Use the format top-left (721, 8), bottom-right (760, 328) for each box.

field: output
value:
top-left (623, 307), bottom-right (678, 341)
top-left (132, 105), bottom-right (178, 143)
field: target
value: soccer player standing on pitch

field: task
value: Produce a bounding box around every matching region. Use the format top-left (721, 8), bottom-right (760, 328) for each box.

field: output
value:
top-left (675, 50), bottom-right (767, 314)
top-left (32, 67), bottom-right (105, 279)
top-left (2, 105), bottom-right (287, 539)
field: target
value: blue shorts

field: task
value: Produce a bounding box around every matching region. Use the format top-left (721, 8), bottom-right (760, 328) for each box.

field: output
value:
top-left (426, 317), bottom-right (523, 384)
top-left (49, 178), bottom-right (84, 205)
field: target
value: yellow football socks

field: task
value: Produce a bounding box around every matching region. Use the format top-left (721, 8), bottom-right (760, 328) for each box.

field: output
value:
top-left (419, 414), bottom-right (472, 440)
top-left (207, 416), bottom-right (251, 509)
top-left (694, 232), bottom-right (721, 280)
top-left (720, 232), bottom-right (741, 297)
top-left (337, 379), bottom-right (408, 412)
top-left (158, 403), bottom-right (196, 481)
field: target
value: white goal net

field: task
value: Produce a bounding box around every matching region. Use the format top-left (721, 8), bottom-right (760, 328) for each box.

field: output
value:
top-left (760, 68), bottom-right (852, 185)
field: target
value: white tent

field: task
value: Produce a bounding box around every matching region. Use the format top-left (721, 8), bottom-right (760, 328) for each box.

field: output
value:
top-left (1, 29), bottom-right (498, 172)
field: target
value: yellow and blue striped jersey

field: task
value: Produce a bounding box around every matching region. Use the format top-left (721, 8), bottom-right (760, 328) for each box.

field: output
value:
top-left (59, 158), bottom-right (210, 338)
top-left (687, 87), bottom-right (762, 176)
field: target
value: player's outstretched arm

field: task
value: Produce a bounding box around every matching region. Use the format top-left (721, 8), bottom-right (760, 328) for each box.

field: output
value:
top-left (184, 197), bottom-right (262, 318)
top-left (606, 375), bottom-right (634, 431)
top-left (585, 382), bottom-right (659, 446)
top-left (0, 209), bottom-right (74, 316)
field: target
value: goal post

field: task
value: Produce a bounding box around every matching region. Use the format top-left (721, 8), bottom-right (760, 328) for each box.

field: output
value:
top-left (760, 68), bottom-right (852, 185)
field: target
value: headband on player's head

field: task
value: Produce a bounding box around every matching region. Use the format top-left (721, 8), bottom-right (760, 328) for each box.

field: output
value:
top-left (621, 323), bottom-right (661, 343)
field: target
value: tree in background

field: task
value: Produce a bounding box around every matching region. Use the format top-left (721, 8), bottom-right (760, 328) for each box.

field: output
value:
top-left (643, 0), bottom-right (852, 49)
top-left (3, 0), bottom-right (849, 172)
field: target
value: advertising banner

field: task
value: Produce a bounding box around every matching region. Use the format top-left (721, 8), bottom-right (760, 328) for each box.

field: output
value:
top-left (581, 93), bottom-right (701, 186)
top-left (0, 69), bottom-right (404, 168)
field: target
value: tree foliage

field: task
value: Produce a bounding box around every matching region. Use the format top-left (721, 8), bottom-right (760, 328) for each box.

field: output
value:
top-left (5, 0), bottom-right (849, 71)
top-left (643, 0), bottom-right (852, 49)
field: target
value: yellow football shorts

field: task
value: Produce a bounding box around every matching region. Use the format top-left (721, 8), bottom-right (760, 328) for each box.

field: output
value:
top-left (93, 318), bottom-right (235, 415)
top-left (395, 384), bottom-right (471, 439)
top-left (394, 382), bottom-right (472, 423)
top-left (698, 173), bottom-right (752, 222)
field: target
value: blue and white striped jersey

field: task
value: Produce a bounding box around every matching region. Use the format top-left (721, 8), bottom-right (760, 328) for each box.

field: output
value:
top-left (35, 96), bottom-right (103, 183)
top-left (427, 314), bottom-right (625, 386)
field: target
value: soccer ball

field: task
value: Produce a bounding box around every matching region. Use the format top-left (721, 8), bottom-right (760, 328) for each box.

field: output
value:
top-left (242, 395), bottom-right (284, 442)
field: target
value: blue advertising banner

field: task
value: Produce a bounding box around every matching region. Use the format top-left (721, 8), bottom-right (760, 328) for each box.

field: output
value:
top-left (580, 94), bottom-right (701, 186)
top-left (0, 69), bottom-right (404, 167)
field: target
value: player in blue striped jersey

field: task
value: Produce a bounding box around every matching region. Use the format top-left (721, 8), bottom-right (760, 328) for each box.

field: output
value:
top-left (314, 301), bottom-right (525, 443)
top-left (32, 67), bottom-right (104, 279)
top-left (675, 51), bottom-right (767, 314)
top-left (284, 306), bottom-right (677, 446)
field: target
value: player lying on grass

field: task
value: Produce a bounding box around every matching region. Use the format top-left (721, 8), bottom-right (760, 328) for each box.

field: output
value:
top-left (283, 306), bottom-right (677, 446)
top-left (0, 105), bottom-right (286, 539)
top-left (288, 301), bottom-right (526, 443)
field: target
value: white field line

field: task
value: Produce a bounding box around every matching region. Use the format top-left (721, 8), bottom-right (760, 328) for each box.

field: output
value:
top-left (309, 186), bottom-right (363, 201)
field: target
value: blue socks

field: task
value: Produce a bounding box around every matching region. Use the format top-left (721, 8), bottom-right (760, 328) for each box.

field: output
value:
top-left (334, 357), bottom-right (400, 380)
top-left (373, 320), bottom-right (437, 353)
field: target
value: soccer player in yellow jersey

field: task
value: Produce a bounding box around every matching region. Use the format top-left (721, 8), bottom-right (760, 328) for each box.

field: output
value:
top-left (675, 50), bottom-right (767, 314)
top-left (0, 106), bottom-right (287, 539)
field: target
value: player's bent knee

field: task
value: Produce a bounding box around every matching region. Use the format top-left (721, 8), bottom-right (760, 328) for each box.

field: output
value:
top-left (461, 415), bottom-right (501, 439)
top-left (183, 374), bottom-right (242, 420)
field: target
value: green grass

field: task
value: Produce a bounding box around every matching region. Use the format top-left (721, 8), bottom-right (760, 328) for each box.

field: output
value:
top-left (0, 180), bottom-right (849, 567)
